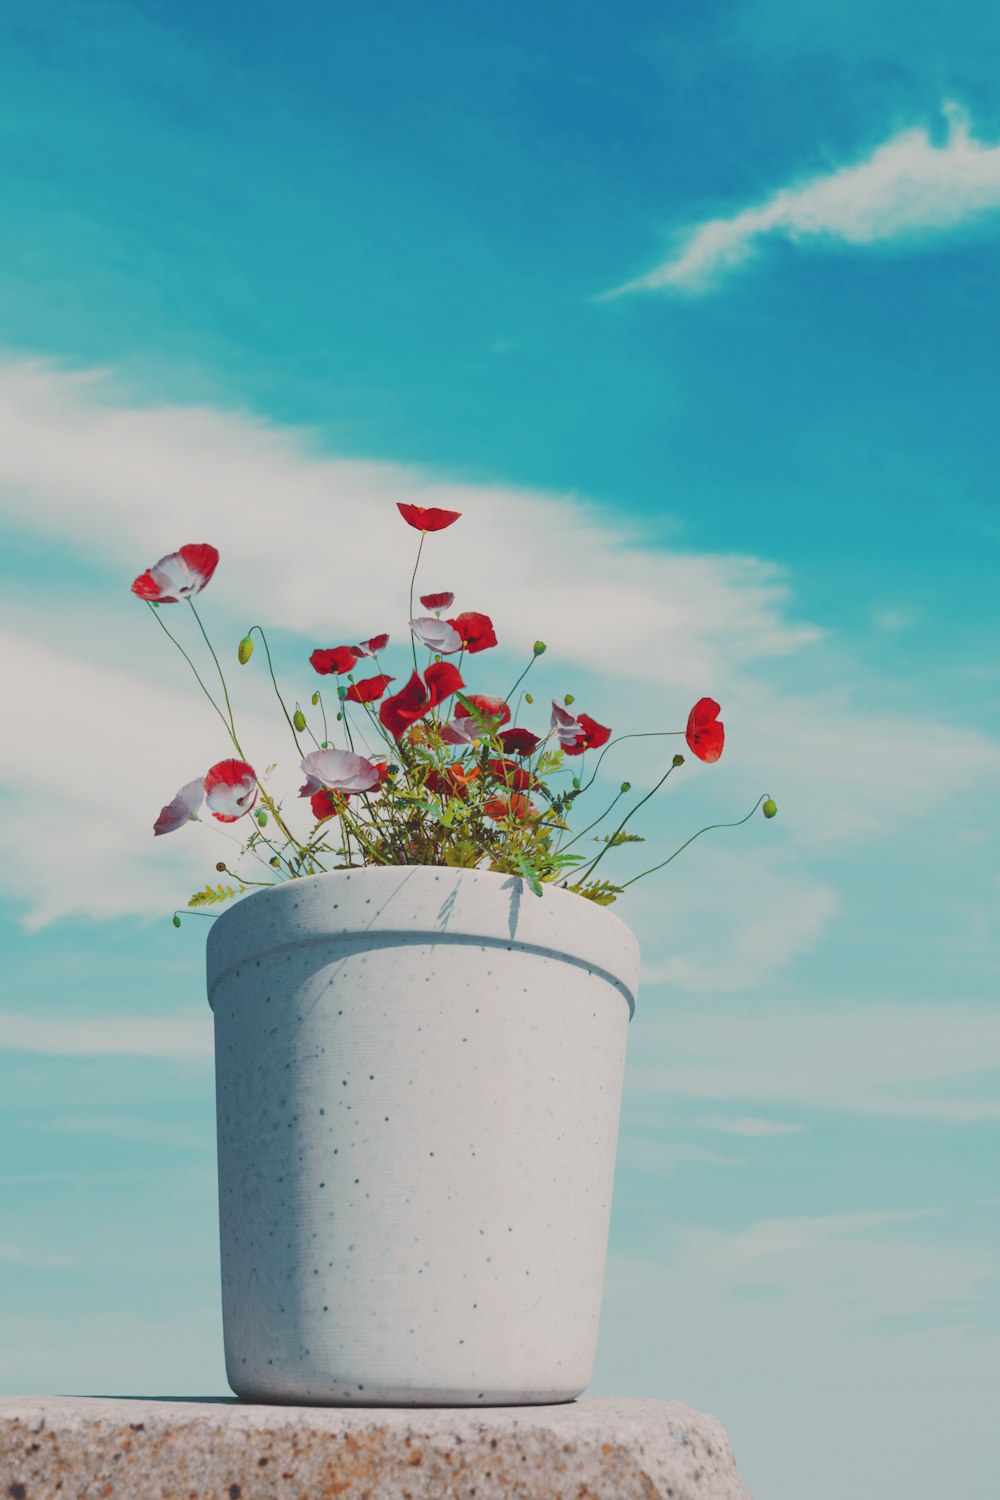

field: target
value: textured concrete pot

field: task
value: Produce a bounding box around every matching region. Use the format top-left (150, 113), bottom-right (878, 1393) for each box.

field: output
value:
top-left (206, 865), bottom-right (639, 1406)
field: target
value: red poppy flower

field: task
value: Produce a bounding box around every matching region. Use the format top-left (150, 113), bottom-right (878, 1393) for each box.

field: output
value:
top-left (310, 646), bottom-right (359, 675)
top-left (686, 697), bottom-right (725, 763)
top-left (310, 788), bottom-right (343, 822)
top-left (483, 793), bottom-right (535, 823)
top-left (448, 611), bottom-right (497, 653)
top-left (498, 727), bottom-right (541, 757)
top-left (345, 673), bottom-right (394, 704)
top-left (397, 503), bottom-right (462, 532)
top-left (455, 693), bottom-right (511, 728)
top-left (425, 764), bottom-right (480, 802)
top-left (379, 661), bottom-right (464, 739)
top-left (420, 591), bottom-right (454, 612)
top-left (131, 544), bottom-right (219, 603)
top-left (203, 759), bottom-right (258, 822)
top-left (561, 713), bottom-right (612, 757)
top-left (488, 758), bottom-right (537, 794)
top-left (355, 634), bottom-right (389, 657)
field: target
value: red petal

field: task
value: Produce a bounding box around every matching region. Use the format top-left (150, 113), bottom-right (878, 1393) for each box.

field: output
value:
top-left (177, 543), bottom-right (219, 588)
top-left (310, 646), bottom-right (359, 675)
top-left (455, 693), bottom-right (511, 728)
top-left (685, 698), bottom-right (725, 763)
top-left (562, 713), bottom-right (612, 756)
top-left (498, 727), bottom-right (541, 757)
top-left (345, 674), bottom-right (394, 704)
top-left (203, 758), bottom-right (256, 791)
top-left (419, 591), bottom-right (455, 611)
top-left (131, 568), bottom-right (162, 600)
top-left (397, 503), bottom-right (462, 532)
top-left (310, 788), bottom-right (341, 821)
top-left (424, 660), bottom-right (464, 705)
top-left (448, 611), bottom-right (497, 653)
top-left (488, 758), bottom-right (537, 793)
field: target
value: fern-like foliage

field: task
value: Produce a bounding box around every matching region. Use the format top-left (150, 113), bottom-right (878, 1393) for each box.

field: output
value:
top-left (567, 879), bottom-right (623, 906)
top-left (188, 882), bottom-right (241, 908)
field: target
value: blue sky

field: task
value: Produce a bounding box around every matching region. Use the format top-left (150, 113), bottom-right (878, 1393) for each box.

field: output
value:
top-left (1, 3), bottom-right (999, 1497)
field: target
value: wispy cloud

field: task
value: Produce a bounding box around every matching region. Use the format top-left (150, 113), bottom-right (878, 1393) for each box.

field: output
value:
top-left (607, 103), bottom-right (1000, 296)
top-left (627, 1002), bottom-right (1000, 1122)
top-left (0, 1012), bottom-right (211, 1058)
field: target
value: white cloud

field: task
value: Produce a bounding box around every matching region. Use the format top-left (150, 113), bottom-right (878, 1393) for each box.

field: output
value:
top-left (627, 1001), bottom-right (1000, 1121)
top-left (0, 352), bottom-right (997, 1017)
top-left (0, 1012), bottom-right (212, 1057)
top-left (608, 103), bottom-right (1000, 295)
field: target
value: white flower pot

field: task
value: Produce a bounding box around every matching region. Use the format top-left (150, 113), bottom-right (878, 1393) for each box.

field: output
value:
top-left (206, 866), bottom-right (639, 1406)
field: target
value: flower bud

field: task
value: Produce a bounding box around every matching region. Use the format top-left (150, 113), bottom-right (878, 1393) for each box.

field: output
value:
top-left (237, 636), bottom-right (253, 664)
top-left (762, 798), bottom-right (778, 819)
top-left (620, 781), bottom-right (631, 793)
top-left (337, 685), bottom-right (349, 701)
top-left (256, 809), bottom-right (268, 826)
top-left (172, 913), bottom-right (181, 928)
top-left (564, 693), bottom-right (575, 705)
top-left (672, 753), bottom-right (685, 767)
top-left (293, 708), bottom-right (307, 732)
top-left (215, 862), bottom-right (226, 873)
top-left (533, 641), bottom-right (547, 656)
top-left (269, 856), bottom-right (281, 867)
top-left (311, 691), bottom-right (320, 706)
top-left (525, 693), bottom-right (534, 704)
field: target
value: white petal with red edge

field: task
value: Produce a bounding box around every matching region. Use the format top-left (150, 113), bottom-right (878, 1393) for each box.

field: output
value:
top-left (355, 634), bottom-right (390, 657)
top-left (153, 777), bottom-right (205, 836)
top-left (299, 748), bottom-right (380, 795)
top-left (409, 617), bottom-right (463, 654)
top-left (147, 550), bottom-right (210, 602)
top-left (204, 770), bottom-right (258, 821)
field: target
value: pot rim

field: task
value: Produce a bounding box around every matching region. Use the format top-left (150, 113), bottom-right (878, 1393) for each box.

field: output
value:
top-left (205, 865), bottom-right (640, 1019)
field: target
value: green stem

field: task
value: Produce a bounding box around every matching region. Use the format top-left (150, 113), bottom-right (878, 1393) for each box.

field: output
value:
top-left (576, 730), bottom-right (685, 795)
top-left (621, 797), bottom-right (768, 888)
top-left (556, 789), bottom-right (627, 853)
top-left (145, 603), bottom-right (240, 751)
top-left (408, 532), bottom-right (427, 673)
top-left (187, 599), bottom-right (237, 739)
top-left (247, 625), bottom-right (304, 758)
top-left (504, 651), bottom-right (538, 705)
top-left (574, 762), bottom-right (680, 886)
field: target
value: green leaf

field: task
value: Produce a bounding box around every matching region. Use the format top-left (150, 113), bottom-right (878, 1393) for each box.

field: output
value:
top-left (596, 832), bottom-right (645, 846)
top-left (188, 882), bottom-right (239, 908)
top-left (566, 879), bottom-right (623, 907)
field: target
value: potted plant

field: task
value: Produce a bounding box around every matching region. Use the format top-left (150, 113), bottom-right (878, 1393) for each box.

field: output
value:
top-left (136, 505), bottom-right (775, 1406)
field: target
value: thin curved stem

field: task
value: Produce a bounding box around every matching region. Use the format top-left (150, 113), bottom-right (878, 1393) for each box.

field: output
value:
top-left (621, 796), bottom-right (768, 888)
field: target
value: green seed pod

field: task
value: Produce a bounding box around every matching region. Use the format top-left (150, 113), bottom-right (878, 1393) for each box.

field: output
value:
top-left (215, 861), bottom-right (226, 873)
top-left (524, 693), bottom-right (534, 705)
top-left (533, 640), bottom-right (547, 656)
top-left (564, 693), bottom-right (575, 705)
top-left (237, 635), bottom-right (254, 664)
top-left (672, 753), bottom-right (685, 767)
top-left (293, 708), bottom-right (307, 732)
top-left (762, 798), bottom-right (778, 819)
top-left (337, 685), bottom-right (349, 701)
top-left (620, 781), bottom-right (631, 793)
top-left (269, 856), bottom-right (281, 867)
top-left (172, 913), bottom-right (181, 928)
top-left (311, 691), bottom-right (320, 706)
top-left (256, 808), bottom-right (268, 826)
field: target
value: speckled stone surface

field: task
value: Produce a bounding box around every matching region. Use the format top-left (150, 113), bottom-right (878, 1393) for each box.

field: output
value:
top-left (0, 1395), bottom-right (753, 1499)
top-left (206, 868), bottom-right (640, 1404)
